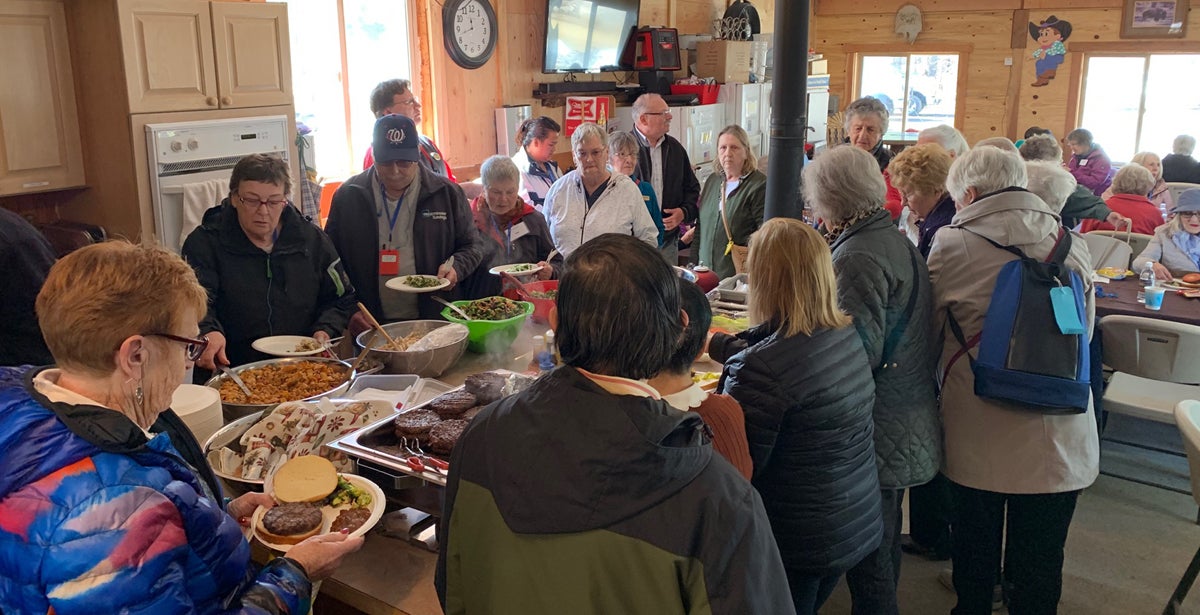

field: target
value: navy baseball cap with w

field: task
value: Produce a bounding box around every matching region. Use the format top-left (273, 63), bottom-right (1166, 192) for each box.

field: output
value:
top-left (373, 114), bottom-right (420, 163)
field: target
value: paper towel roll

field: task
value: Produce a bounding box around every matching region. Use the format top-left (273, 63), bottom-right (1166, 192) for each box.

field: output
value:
top-left (172, 384), bottom-right (223, 445)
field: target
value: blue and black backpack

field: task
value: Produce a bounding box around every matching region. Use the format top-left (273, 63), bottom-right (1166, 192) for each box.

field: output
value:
top-left (944, 228), bottom-right (1090, 414)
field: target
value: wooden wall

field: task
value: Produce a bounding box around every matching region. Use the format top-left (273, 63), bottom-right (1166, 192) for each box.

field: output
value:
top-left (813, 0), bottom-right (1200, 146)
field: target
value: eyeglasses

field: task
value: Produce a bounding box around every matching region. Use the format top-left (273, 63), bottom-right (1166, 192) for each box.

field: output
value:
top-left (575, 148), bottom-right (607, 160)
top-left (237, 193), bottom-right (287, 210)
top-left (612, 152), bottom-right (639, 160)
top-left (145, 333), bottom-right (209, 362)
top-left (391, 96), bottom-right (421, 109)
top-left (1179, 211), bottom-right (1200, 220)
top-left (642, 111), bottom-right (671, 118)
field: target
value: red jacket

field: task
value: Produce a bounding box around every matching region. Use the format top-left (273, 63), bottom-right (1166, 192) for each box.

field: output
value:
top-left (1081, 193), bottom-right (1163, 235)
top-left (883, 169), bottom-right (903, 220)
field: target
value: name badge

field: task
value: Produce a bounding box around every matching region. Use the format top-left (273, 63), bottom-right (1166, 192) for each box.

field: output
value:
top-left (379, 249), bottom-right (400, 276)
top-left (1078, 159), bottom-right (1088, 167)
top-left (509, 222), bottom-right (531, 242)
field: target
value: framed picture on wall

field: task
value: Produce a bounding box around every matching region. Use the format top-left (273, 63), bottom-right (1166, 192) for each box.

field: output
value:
top-left (1121, 0), bottom-right (1188, 38)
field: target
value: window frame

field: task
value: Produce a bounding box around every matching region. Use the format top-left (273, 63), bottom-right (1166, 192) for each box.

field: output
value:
top-left (845, 43), bottom-right (972, 136)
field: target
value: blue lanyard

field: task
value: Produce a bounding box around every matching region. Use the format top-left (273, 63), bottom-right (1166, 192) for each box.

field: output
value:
top-left (377, 177), bottom-right (403, 245)
top-left (489, 213), bottom-right (513, 256)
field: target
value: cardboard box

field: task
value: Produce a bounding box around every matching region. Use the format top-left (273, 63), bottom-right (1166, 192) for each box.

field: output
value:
top-left (809, 59), bottom-right (828, 74)
top-left (694, 40), bottom-right (753, 83)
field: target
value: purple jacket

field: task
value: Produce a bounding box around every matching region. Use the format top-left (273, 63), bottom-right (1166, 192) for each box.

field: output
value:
top-left (1068, 147), bottom-right (1114, 196)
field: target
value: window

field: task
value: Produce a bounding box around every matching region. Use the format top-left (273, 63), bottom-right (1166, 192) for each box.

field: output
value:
top-left (1078, 54), bottom-right (1200, 164)
top-left (855, 53), bottom-right (961, 135)
top-left (285, 0), bottom-right (414, 178)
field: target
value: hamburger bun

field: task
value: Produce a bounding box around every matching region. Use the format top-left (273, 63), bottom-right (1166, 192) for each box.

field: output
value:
top-left (1182, 273), bottom-right (1200, 285)
top-left (257, 502), bottom-right (323, 546)
top-left (272, 455), bottom-right (338, 503)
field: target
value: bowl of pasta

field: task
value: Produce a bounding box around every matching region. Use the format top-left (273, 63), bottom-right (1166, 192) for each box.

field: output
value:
top-left (353, 320), bottom-right (469, 377)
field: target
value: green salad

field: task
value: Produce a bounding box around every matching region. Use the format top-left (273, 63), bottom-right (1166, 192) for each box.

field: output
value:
top-left (529, 289), bottom-right (557, 300)
top-left (462, 296), bottom-right (525, 320)
top-left (404, 275), bottom-right (442, 288)
top-left (508, 263), bottom-right (535, 272)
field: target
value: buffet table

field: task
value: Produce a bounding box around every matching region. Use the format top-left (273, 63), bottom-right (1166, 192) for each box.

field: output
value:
top-left (307, 320), bottom-right (723, 615)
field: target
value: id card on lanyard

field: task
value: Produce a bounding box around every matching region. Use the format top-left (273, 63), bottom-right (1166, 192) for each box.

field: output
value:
top-left (379, 178), bottom-right (404, 275)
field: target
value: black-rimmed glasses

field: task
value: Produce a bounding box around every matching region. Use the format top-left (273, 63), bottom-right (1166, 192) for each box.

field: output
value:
top-left (146, 333), bottom-right (209, 361)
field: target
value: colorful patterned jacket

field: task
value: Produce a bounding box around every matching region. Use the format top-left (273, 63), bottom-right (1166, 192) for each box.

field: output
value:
top-left (0, 366), bottom-right (312, 614)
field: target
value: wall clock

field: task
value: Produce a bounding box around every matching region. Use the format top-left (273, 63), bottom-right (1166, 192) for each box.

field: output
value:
top-left (443, 0), bottom-right (497, 70)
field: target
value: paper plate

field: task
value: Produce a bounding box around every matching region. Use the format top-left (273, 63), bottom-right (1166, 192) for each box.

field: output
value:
top-left (251, 336), bottom-right (326, 357)
top-left (488, 263), bottom-right (543, 276)
top-left (386, 275), bottom-right (452, 293)
top-left (252, 473), bottom-right (386, 552)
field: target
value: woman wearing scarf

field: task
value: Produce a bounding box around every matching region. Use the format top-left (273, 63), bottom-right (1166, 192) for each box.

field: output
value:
top-left (1134, 188), bottom-right (1200, 281)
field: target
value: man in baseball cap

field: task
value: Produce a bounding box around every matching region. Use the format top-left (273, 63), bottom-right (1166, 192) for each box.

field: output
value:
top-left (327, 114), bottom-right (484, 328)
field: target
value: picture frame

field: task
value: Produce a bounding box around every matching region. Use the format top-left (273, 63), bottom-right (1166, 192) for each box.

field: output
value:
top-left (1121, 0), bottom-right (1188, 39)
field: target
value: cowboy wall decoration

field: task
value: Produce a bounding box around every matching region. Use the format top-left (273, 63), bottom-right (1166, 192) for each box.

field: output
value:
top-left (1029, 16), bottom-right (1072, 87)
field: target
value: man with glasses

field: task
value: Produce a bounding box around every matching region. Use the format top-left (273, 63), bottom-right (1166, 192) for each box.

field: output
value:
top-left (182, 154), bottom-right (356, 372)
top-left (631, 93), bottom-right (701, 265)
top-left (362, 79), bottom-right (456, 182)
top-left (328, 114), bottom-right (484, 326)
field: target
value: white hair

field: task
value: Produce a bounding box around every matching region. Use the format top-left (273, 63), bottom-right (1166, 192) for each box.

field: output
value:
top-left (1019, 134), bottom-right (1062, 162)
top-left (802, 145), bottom-right (886, 224)
top-left (1110, 163), bottom-right (1156, 196)
top-left (479, 154), bottom-right (520, 188)
top-left (843, 96), bottom-right (890, 136)
top-left (631, 93), bottom-right (663, 126)
top-left (946, 147), bottom-right (1028, 204)
top-left (1174, 135), bottom-right (1196, 156)
top-left (918, 124), bottom-right (969, 157)
top-left (570, 123), bottom-right (608, 152)
top-left (974, 137), bottom-right (1019, 154)
top-left (1024, 161), bottom-right (1077, 213)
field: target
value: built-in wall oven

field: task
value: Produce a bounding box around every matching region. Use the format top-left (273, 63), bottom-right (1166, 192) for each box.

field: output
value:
top-left (146, 115), bottom-right (289, 253)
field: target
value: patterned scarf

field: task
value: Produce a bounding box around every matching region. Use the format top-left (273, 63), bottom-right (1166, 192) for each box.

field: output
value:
top-left (1171, 229), bottom-right (1200, 270)
top-left (823, 208), bottom-right (879, 246)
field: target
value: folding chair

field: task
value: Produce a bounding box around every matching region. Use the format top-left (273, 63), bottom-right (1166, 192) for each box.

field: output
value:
top-left (1083, 232), bottom-right (1134, 271)
top-left (1163, 400), bottom-right (1200, 615)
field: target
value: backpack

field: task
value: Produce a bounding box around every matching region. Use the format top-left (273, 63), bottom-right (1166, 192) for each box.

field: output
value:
top-left (944, 228), bottom-right (1090, 414)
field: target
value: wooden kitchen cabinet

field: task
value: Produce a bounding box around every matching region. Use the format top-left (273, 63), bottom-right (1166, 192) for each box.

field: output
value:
top-left (0, 0), bottom-right (85, 195)
top-left (118, 0), bottom-right (290, 113)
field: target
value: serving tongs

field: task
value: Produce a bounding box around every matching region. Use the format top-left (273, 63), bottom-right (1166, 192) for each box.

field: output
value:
top-left (432, 296), bottom-right (472, 320)
top-left (500, 271), bottom-right (534, 301)
top-left (218, 364), bottom-right (253, 398)
top-left (399, 436), bottom-right (448, 476)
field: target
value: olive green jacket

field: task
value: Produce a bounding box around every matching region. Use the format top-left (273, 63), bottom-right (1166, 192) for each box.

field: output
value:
top-left (696, 170), bottom-right (766, 280)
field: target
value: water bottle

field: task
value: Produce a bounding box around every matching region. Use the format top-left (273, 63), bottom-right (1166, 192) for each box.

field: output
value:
top-left (1138, 262), bottom-right (1155, 303)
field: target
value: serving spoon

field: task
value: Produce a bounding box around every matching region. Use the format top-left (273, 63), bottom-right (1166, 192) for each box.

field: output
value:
top-left (432, 296), bottom-right (472, 320)
top-left (218, 364), bottom-right (253, 397)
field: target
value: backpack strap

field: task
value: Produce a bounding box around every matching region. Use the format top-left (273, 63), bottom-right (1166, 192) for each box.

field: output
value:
top-left (941, 309), bottom-right (980, 387)
top-left (875, 248), bottom-right (922, 376)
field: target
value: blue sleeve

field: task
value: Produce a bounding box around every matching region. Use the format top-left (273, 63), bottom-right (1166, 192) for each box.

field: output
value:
top-left (640, 181), bottom-right (665, 247)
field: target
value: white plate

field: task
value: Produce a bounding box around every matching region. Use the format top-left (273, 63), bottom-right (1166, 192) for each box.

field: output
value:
top-left (251, 335), bottom-right (326, 357)
top-left (385, 275), bottom-right (451, 293)
top-left (1162, 280), bottom-right (1200, 291)
top-left (488, 263), bottom-right (543, 276)
top-left (252, 473), bottom-right (386, 552)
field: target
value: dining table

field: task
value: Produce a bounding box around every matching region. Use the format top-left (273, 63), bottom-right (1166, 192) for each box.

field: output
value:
top-left (1094, 276), bottom-right (1200, 326)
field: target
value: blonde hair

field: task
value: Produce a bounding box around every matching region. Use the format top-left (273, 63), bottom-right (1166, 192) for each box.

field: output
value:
top-left (1110, 163), bottom-right (1155, 196)
top-left (888, 143), bottom-right (952, 196)
top-left (1130, 151), bottom-right (1163, 180)
top-left (36, 241), bottom-right (208, 375)
top-left (747, 218), bottom-right (852, 337)
top-left (711, 125), bottom-right (758, 177)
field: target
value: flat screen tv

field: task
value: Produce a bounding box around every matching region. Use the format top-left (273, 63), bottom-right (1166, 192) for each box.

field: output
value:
top-left (543, 0), bottom-right (639, 73)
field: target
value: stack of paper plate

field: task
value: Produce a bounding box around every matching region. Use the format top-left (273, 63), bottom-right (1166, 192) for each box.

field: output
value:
top-left (172, 384), bottom-right (223, 444)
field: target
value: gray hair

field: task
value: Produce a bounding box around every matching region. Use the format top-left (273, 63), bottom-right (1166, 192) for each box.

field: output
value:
top-left (631, 93), bottom-right (664, 125)
top-left (946, 146), bottom-right (1028, 204)
top-left (570, 122), bottom-right (608, 152)
top-left (1110, 163), bottom-right (1156, 196)
top-left (843, 96), bottom-right (890, 135)
top-left (802, 145), bottom-right (886, 224)
top-left (1019, 134), bottom-right (1062, 162)
top-left (918, 124), bottom-right (969, 157)
top-left (1174, 135), bottom-right (1196, 156)
top-left (1025, 161), bottom-right (1077, 213)
top-left (607, 131), bottom-right (640, 157)
top-left (479, 154), bottom-right (520, 188)
top-left (974, 137), bottom-right (1019, 154)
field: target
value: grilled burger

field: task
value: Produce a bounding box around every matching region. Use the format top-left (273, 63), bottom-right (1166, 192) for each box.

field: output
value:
top-left (258, 502), bottom-right (323, 545)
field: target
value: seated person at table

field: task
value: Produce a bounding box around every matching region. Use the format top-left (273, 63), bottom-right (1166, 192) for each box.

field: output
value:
top-left (463, 155), bottom-right (562, 298)
top-left (1026, 161), bottom-right (1081, 216)
top-left (182, 154), bottom-right (355, 370)
top-left (1134, 189), bottom-right (1200, 281)
top-left (1163, 135), bottom-right (1200, 184)
top-left (363, 79), bottom-right (455, 181)
top-left (436, 233), bottom-right (795, 614)
top-left (0, 208), bottom-right (56, 366)
top-left (1103, 151), bottom-right (1173, 211)
top-left (0, 242), bottom-right (361, 614)
top-left (1082, 164), bottom-right (1161, 235)
top-left (328, 115), bottom-right (484, 323)
top-left (1066, 128), bottom-right (1113, 196)
top-left (1020, 134), bottom-right (1127, 229)
top-left (647, 278), bottom-right (753, 479)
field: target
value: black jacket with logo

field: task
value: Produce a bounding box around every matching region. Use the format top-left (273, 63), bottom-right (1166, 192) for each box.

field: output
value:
top-left (326, 165), bottom-right (485, 320)
top-left (181, 200), bottom-right (355, 366)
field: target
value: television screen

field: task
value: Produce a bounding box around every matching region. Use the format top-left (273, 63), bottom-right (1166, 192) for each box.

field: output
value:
top-left (544, 0), bottom-right (639, 73)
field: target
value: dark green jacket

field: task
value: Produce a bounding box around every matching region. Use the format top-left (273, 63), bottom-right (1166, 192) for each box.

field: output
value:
top-left (435, 366), bottom-right (795, 615)
top-left (696, 170), bottom-right (766, 280)
top-left (1060, 184), bottom-right (1112, 229)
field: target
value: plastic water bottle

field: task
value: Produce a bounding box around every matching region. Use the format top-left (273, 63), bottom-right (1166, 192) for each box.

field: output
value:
top-left (1138, 262), bottom-right (1156, 303)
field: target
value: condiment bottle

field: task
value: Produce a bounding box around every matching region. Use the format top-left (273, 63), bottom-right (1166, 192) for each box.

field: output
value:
top-left (527, 335), bottom-right (545, 373)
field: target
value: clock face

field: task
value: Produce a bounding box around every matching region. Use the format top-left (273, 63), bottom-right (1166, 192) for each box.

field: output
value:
top-left (453, 0), bottom-right (491, 59)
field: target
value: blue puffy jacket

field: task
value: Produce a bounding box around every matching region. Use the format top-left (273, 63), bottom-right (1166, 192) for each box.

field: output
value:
top-left (0, 366), bottom-right (312, 614)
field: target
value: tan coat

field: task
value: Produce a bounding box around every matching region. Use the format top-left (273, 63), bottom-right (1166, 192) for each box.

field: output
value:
top-left (927, 189), bottom-right (1099, 494)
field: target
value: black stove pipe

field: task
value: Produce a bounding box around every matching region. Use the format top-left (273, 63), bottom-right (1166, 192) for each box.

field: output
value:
top-left (763, 0), bottom-right (810, 221)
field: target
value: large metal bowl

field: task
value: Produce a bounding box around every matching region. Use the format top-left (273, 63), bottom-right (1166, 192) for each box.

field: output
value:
top-left (204, 356), bottom-right (355, 422)
top-left (355, 320), bottom-right (468, 377)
